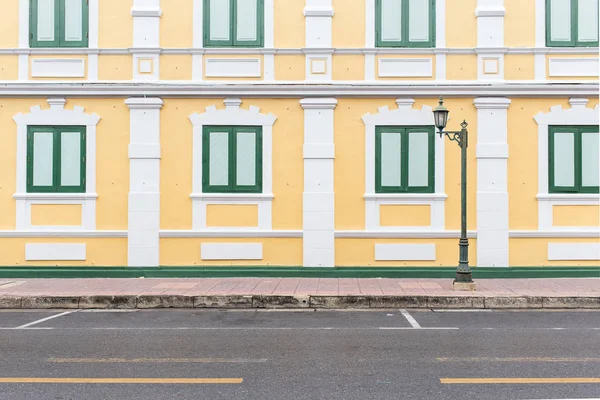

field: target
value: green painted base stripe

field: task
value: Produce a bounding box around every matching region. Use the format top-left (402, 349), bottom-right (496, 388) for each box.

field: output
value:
top-left (0, 267), bottom-right (598, 279)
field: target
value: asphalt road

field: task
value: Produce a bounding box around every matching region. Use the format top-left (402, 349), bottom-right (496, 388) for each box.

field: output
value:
top-left (0, 309), bottom-right (599, 400)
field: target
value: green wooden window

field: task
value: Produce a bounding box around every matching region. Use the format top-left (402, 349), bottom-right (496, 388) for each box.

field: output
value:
top-left (203, 0), bottom-right (264, 47)
top-left (375, 0), bottom-right (436, 48)
top-left (375, 126), bottom-right (435, 193)
top-left (30, 0), bottom-right (89, 48)
top-left (546, 0), bottom-right (599, 47)
top-left (27, 126), bottom-right (86, 193)
top-left (202, 126), bottom-right (262, 193)
top-left (549, 126), bottom-right (599, 193)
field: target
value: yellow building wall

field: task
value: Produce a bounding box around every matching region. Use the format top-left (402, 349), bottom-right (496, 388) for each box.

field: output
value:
top-left (31, 205), bottom-right (82, 226)
top-left (275, 55), bottom-right (305, 81)
top-left (380, 205), bottom-right (431, 227)
top-left (159, 98), bottom-right (303, 231)
top-left (161, 0), bottom-right (194, 48)
top-left (508, 98), bottom-right (600, 230)
top-left (274, 0), bottom-right (305, 48)
top-left (504, 0), bottom-right (535, 47)
top-left (99, 0), bottom-right (133, 48)
top-left (206, 205), bottom-right (259, 228)
top-left (0, 56), bottom-right (19, 80)
top-left (376, 55), bottom-right (436, 81)
top-left (160, 238), bottom-right (303, 266)
top-left (334, 98), bottom-right (477, 231)
top-left (98, 55), bottom-right (133, 81)
top-left (332, 0), bottom-right (366, 48)
top-left (446, 55), bottom-right (477, 80)
top-left (553, 206), bottom-right (600, 227)
top-left (510, 238), bottom-right (600, 266)
top-left (0, 0), bottom-right (18, 48)
top-left (0, 238), bottom-right (127, 266)
top-left (546, 55), bottom-right (600, 80)
top-left (333, 55), bottom-right (365, 81)
top-left (29, 56), bottom-right (88, 81)
top-left (160, 55), bottom-right (193, 80)
top-left (336, 239), bottom-right (478, 267)
top-left (446, 0), bottom-right (477, 48)
top-left (504, 55), bottom-right (535, 80)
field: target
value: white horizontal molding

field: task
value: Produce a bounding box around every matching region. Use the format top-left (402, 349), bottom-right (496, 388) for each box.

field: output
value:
top-left (30, 58), bottom-right (86, 78)
top-left (375, 244), bottom-right (436, 261)
top-left (190, 193), bottom-right (275, 202)
top-left (364, 193), bottom-right (448, 202)
top-left (13, 193), bottom-right (98, 200)
top-left (205, 58), bottom-right (262, 78)
top-left (378, 58), bottom-right (433, 78)
top-left (201, 243), bottom-right (263, 260)
top-left (160, 230), bottom-right (302, 238)
top-left (0, 230), bottom-right (127, 238)
top-left (510, 230), bottom-right (600, 238)
top-left (536, 193), bottom-right (600, 205)
top-left (25, 243), bottom-right (86, 261)
top-left (548, 58), bottom-right (599, 77)
top-left (336, 230), bottom-right (477, 238)
top-left (548, 243), bottom-right (600, 261)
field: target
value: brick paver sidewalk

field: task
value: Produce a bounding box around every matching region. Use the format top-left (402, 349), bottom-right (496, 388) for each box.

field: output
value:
top-left (0, 277), bottom-right (598, 297)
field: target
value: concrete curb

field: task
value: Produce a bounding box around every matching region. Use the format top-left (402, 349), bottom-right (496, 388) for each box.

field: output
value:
top-left (0, 295), bottom-right (599, 309)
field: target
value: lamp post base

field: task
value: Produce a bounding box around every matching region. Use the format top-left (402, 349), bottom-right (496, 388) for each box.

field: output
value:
top-left (453, 280), bottom-right (477, 292)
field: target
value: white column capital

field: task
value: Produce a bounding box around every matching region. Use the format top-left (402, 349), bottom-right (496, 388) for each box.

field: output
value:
top-left (300, 98), bottom-right (338, 110)
top-left (125, 98), bottom-right (164, 110)
top-left (473, 97), bottom-right (511, 109)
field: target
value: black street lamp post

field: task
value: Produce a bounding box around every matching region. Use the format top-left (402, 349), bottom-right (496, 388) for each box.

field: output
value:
top-left (432, 96), bottom-right (474, 288)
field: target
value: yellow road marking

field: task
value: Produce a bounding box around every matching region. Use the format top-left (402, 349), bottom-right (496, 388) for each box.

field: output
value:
top-left (437, 357), bottom-right (600, 363)
top-left (441, 378), bottom-right (600, 384)
top-left (0, 378), bottom-right (242, 384)
top-left (47, 358), bottom-right (266, 364)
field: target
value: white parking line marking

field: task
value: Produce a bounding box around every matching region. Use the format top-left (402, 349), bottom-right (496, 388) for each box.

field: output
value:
top-left (15, 311), bottom-right (77, 329)
top-left (400, 309), bottom-right (421, 328)
top-left (379, 327), bottom-right (459, 330)
top-left (79, 310), bottom-right (137, 313)
top-left (432, 309), bottom-right (493, 312)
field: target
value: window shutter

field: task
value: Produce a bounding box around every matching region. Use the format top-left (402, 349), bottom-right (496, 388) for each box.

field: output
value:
top-left (552, 130), bottom-right (577, 189)
top-left (208, 130), bottom-right (230, 187)
top-left (60, 131), bottom-right (83, 187)
top-left (209, 0), bottom-right (231, 42)
top-left (236, 0), bottom-right (258, 43)
top-left (32, 131), bottom-right (55, 188)
top-left (36, 0), bottom-right (58, 43)
top-left (235, 130), bottom-right (257, 187)
top-left (577, 0), bottom-right (599, 44)
top-left (381, 0), bottom-right (403, 42)
top-left (408, 0), bottom-right (430, 43)
top-left (549, 0), bottom-right (573, 43)
top-left (407, 130), bottom-right (430, 188)
top-left (63, 0), bottom-right (84, 43)
top-left (581, 130), bottom-right (599, 188)
top-left (380, 131), bottom-right (402, 189)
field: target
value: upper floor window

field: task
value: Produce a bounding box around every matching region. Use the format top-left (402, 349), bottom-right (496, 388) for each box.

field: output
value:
top-left (203, 126), bottom-right (263, 193)
top-left (30, 0), bottom-right (89, 48)
top-left (546, 0), bottom-right (599, 47)
top-left (549, 126), bottom-right (599, 193)
top-left (375, 0), bottom-right (435, 48)
top-left (375, 126), bottom-right (435, 193)
top-left (27, 126), bottom-right (86, 193)
top-left (204, 0), bottom-right (264, 47)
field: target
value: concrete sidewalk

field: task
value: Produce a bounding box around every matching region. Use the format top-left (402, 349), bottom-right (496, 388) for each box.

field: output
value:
top-left (0, 278), bottom-right (599, 309)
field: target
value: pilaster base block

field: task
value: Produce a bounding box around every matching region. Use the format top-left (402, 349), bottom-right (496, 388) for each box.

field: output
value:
top-left (453, 281), bottom-right (477, 292)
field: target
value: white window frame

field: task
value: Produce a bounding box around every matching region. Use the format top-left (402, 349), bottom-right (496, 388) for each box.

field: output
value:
top-left (534, 97), bottom-right (600, 230)
top-left (362, 98), bottom-right (446, 231)
top-left (189, 98), bottom-right (277, 230)
top-left (12, 98), bottom-right (101, 231)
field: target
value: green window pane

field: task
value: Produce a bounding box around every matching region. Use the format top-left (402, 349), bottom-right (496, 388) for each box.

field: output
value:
top-left (237, 0), bottom-right (258, 42)
top-left (60, 131), bottom-right (81, 186)
top-left (64, 0), bottom-right (83, 42)
top-left (381, 0), bottom-right (402, 42)
top-left (581, 131), bottom-right (599, 187)
top-left (550, 0), bottom-right (572, 42)
top-left (209, 131), bottom-right (229, 186)
top-left (33, 131), bottom-right (54, 187)
top-left (37, 0), bottom-right (56, 42)
top-left (210, 0), bottom-right (231, 41)
top-left (381, 132), bottom-right (402, 187)
top-left (236, 131), bottom-right (257, 186)
top-left (578, 0), bottom-right (599, 42)
top-left (408, 0), bottom-right (429, 42)
top-left (553, 131), bottom-right (576, 187)
top-left (408, 131), bottom-right (429, 187)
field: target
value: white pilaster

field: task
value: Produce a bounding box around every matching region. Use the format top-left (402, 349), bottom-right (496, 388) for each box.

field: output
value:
top-left (131, 0), bottom-right (162, 81)
top-left (304, 0), bottom-right (334, 82)
top-left (476, 0), bottom-right (505, 81)
top-left (300, 98), bottom-right (337, 267)
top-left (125, 98), bottom-right (164, 267)
top-left (435, 0), bottom-right (447, 81)
top-left (474, 97), bottom-right (511, 267)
